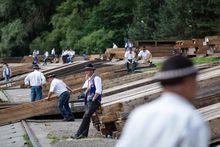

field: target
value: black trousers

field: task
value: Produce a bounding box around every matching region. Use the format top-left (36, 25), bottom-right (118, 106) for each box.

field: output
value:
top-left (76, 100), bottom-right (100, 137)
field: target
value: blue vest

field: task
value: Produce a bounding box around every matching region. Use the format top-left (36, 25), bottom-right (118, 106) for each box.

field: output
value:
top-left (86, 78), bottom-right (102, 104)
top-left (4, 67), bottom-right (10, 76)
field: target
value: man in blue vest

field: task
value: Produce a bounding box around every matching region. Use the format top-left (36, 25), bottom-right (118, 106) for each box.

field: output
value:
top-left (3, 63), bottom-right (11, 86)
top-left (72, 63), bottom-right (102, 139)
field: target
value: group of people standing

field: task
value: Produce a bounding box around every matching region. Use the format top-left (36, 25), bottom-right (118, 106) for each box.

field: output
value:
top-left (61, 49), bottom-right (75, 64)
top-left (2, 53), bottom-right (211, 146)
top-left (32, 48), bottom-right (56, 66)
top-left (24, 62), bottom-right (102, 139)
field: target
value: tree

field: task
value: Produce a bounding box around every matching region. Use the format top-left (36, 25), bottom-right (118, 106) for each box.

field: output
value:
top-left (0, 19), bottom-right (27, 57)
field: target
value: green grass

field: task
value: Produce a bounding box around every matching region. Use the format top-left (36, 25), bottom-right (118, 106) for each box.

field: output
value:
top-left (23, 133), bottom-right (33, 147)
top-left (191, 57), bottom-right (220, 64)
top-left (47, 133), bottom-right (68, 144)
top-left (153, 57), bottom-right (220, 68)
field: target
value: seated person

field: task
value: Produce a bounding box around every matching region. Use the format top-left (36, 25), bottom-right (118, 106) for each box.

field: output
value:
top-left (124, 47), bottom-right (137, 72)
top-left (137, 47), bottom-right (154, 66)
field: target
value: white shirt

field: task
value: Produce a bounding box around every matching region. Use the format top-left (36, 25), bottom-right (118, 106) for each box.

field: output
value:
top-left (82, 74), bottom-right (102, 94)
top-left (125, 42), bottom-right (133, 48)
top-left (3, 66), bottom-right (11, 77)
top-left (24, 70), bottom-right (46, 86)
top-left (124, 51), bottom-right (135, 60)
top-left (138, 50), bottom-right (150, 59)
top-left (113, 43), bottom-right (118, 48)
top-left (51, 49), bottom-right (55, 55)
top-left (62, 50), bottom-right (68, 56)
top-left (69, 50), bottom-right (75, 56)
top-left (44, 51), bottom-right (49, 57)
top-left (33, 51), bottom-right (38, 58)
top-left (116, 92), bottom-right (210, 147)
top-left (49, 78), bottom-right (68, 96)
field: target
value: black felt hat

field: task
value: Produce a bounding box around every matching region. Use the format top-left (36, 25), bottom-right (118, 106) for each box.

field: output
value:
top-left (84, 63), bottom-right (96, 70)
top-left (33, 64), bottom-right (40, 69)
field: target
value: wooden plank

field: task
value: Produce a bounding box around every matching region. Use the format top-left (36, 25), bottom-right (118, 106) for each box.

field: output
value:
top-left (0, 88), bottom-right (83, 126)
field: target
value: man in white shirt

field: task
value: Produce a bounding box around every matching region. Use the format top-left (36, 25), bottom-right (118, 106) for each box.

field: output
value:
top-left (124, 47), bottom-right (137, 72)
top-left (24, 64), bottom-right (46, 102)
top-left (113, 43), bottom-right (118, 48)
top-left (47, 74), bottom-right (75, 121)
top-left (72, 63), bottom-right (102, 139)
top-left (138, 47), bottom-right (153, 66)
top-left (125, 39), bottom-right (133, 51)
top-left (116, 55), bottom-right (210, 147)
top-left (42, 50), bottom-right (49, 66)
top-left (51, 48), bottom-right (56, 63)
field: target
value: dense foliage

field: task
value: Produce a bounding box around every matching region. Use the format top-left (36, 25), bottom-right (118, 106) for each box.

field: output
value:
top-left (0, 0), bottom-right (219, 57)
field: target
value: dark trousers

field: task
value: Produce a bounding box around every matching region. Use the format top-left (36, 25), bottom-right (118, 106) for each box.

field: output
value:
top-left (31, 86), bottom-right (42, 102)
top-left (59, 91), bottom-right (73, 118)
top-left (126, 59), bottom-right (137, 72)
top-left (76, 100), bottom-right (100, 137)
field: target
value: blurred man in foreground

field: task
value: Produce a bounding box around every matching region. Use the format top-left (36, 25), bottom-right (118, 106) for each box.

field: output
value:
top-left (116, 55), bottom-right (210, 147)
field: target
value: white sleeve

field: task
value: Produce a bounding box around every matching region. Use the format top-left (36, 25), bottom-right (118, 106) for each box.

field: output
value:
top-left (82, 79), bottom-right (88, 89)
top-left (2, 68), bottom-right (5, 78)
top-left (41, 73), bottom-right (46, 85)
top-left (24, 74), bottom-right (30, 85)
top-left (124, 52), bottom-right (128, 58)
top-left (94, 76), bottom-right (102, 94)
top-left (138, 51), bottom-right (142, 57)
top-left (49, 81), bottom-right (55, 92)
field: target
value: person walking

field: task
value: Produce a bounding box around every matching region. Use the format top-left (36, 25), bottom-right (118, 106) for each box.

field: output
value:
top-left (51, 48), bottom-right (56, 62)
top-left (32, 49), bottom-right (39, 65)
top-left (2, 63), bottom-right (11, 86)
top-left (116, 55), bottom-right (210, 147)
top-left (24, 64), bottom-right (46, 102)
top-left (42, 50), bottom-right (49, 66)
top-left (46, 74), bottom-right (75, 121)
top-left (72, 63), bottom-right (102, 139)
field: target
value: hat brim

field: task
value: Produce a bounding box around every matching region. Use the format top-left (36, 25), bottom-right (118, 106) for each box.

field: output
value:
top-left (84, 67), bottom-right (96, 71)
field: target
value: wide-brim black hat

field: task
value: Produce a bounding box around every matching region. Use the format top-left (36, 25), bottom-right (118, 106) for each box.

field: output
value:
top-left (84, 63), bottom-right (96, 70)
top-left (153, 55), bottom-right (198, 81)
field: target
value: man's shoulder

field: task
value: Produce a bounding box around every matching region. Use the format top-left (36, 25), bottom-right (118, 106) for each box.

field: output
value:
top-left (94, 75), bottom-right (101, 79)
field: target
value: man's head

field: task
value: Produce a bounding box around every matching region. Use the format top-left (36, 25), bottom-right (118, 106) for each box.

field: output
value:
top-left (33, 64), bottom-right (40, 70)
top-left (3, 63), bottom-right (8, 66)
top-left (154, 55), bottom-right (198, 101)
top-left (84, 63), bottom-right (95, 77)
top-left (47, 74), bottom-right (56, 83)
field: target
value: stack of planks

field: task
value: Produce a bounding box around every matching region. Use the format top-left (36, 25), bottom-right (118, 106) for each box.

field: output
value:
top-left (93, 66), bottom-right (220, 139)
top-left (0, 64), bottom-right (157, 126)
top-left (105, 47), bottom-right (173, 60)
top-left (105, 48), bottom-right (125, 60)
